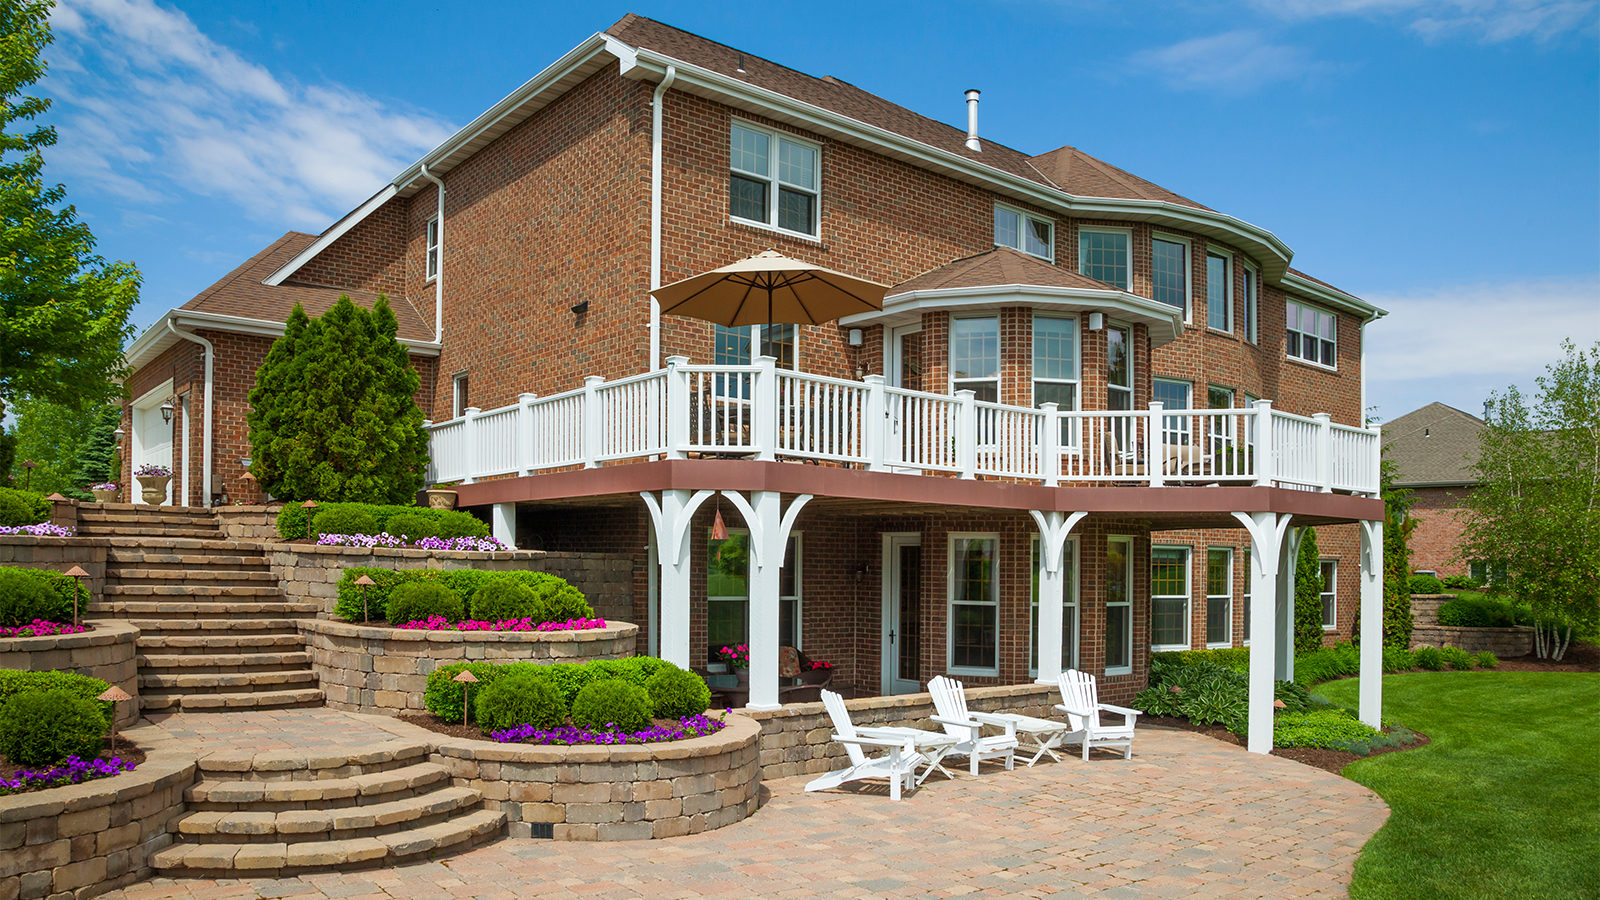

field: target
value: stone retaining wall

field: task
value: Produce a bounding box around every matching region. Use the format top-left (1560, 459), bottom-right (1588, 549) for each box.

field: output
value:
top-left (534, 551), bottom-right (634, 624)
top-left (0, 755), bottom-right (194, 900)
top-left (744, 683), bottom-right (1059, 781)
top-left (1409, 593), bottom-right (1452, 626)
top-left (212, 506), bottom-right (279, 541)
top-left (1411, 625), bottom-right (1533, 657)
top-left (425, 715), bottom-right (761, 841)
top-left (0, 535), bottom-right (108, 599)
top-left (0, 621), bottom-right (140, 727)
top-left (267, 544), bottom-right (549, 617)
top-left (299, 619), bottom-right (639, 715)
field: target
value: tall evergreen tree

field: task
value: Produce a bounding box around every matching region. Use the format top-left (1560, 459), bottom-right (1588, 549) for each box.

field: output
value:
top-left (1294, 527), bottom-right (1325, 653)
top-left (72, 403), bottom-right (121, 487)
top-left (1380, 456), bottom-right (1416, 648)
top-left (246, 297), bottom-right (428, 503)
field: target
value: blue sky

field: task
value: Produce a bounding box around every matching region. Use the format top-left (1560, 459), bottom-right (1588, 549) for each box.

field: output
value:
top-left (40, 0), bottom-right (1600, 422)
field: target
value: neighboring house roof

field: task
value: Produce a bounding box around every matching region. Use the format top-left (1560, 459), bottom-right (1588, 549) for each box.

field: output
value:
top-left (892, 246), bottom-right (1126, 295)
top-left (180, 232), bottom-right (431, 342)
top-left (1027, 145), bottom-right (1209, 211)
top-left (1383, 402), bottom-right (1485, 487)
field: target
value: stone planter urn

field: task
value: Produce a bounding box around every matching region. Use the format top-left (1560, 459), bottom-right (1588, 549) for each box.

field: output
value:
top-left (90, 488), bottom-right (118, 503)
top-left (425, 489), bottom-right (458, 510)
top-left (138, 475), bottom-right (172, 506)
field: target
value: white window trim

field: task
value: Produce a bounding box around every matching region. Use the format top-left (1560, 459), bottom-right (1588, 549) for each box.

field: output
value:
top-left (1286, 298), bottom-right (1339, 372)
top-left (1078, 225), bottom-right (1134, 290)
top-left (705, 528), bottom-right (805, 656)
top-left (1205, 246), bottom-right (1233, 334)
top-left (1154, 377), bottom-right (1192, 445)
top-left (1151, 544), bottom-right (1192, 653)
top-left (1150, 231), bottom-right (1193, 324)
top-left (1242, 260), bottom-right (1259, 345)
top-left (1028, 535), bottom-right (1081, 678)
top-left (994, 203), bottom-right (1055, 262)
top-left (1240, 547), bottom-right (1251, 647)
top-left (1320, 558), bottom-right (1338, 631)
top-left (451, 372), bottom-right (469, 418)
top-left (1105, 535), bottom-right (1135, 676)
top-left (715, 323), bottom-right (801, 370)
top-left (949, 315), bottom-right (1000, 400)
top-left (947, 532), bottom-right (1000, 677)
top-left (1105, 321), bottom-right (1135, 411)
top-left (426, 216), bottom-right (440, 282)
top-left (1030, 312), bottom-right (1081, 408)
top-left (729, 118), bottom-right (822, 240)
top-left (1206, 547), bottom-right (1233, 649)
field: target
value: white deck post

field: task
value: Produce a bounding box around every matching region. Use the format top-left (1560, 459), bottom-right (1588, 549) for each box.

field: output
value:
top-left (1039, 402), bottom-right (1061, 487)
top-left (581, 376), bottom-right (603, 468)
top-left (955, 389), bottom-right (978, 479)
top-left (517, 393), bottom-right (537, 475)
top-left (1367, 422), bottom-right (1384, 496)
top-left (1359, 519), bottom-right (1385, 728)
top-left (753, 355), bottom-right (778, 461)
top-left (1146, 401), bottom-right (1165, 488)
top-left (1253, 400), bottom-right (1275, 487)
top-left (721, 490), bottom-right (811, 710)
top-left (641, 489), bottom-right (713, 669)
top-left (1314, 413), bottom-right (1334, 492)
top-left (863, 374), bottom-right (887, 472)
top-left (1276, 527), bottom-right (1303, 681)
top-left (665, 356), bottom-right (689, 459)
top-left (1234, 511), bottom-right (1289, 754)
top-left (1029, 510), bottom-right (1086, 684)
top-left (461, 406), bottom-right (482, 485)
top-left (491, 503), bottom-right (516, 549)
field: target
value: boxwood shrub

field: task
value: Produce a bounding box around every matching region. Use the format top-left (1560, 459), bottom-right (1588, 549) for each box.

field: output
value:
top-left (0, 669), bottom-right (113, 729)
top-left (1437, 592), bottom-right (1531, 627)
top-left (474, 671), bottom-right (567, 732)
top-left (0, 488), bottom-right (50, 527)
top-left (0, 567), bottom-right (81, 627)
top-left (276, 502), bottom-right (489, 541)
top-left (311, 506), bottom-right (379, 539)
top-left (1407, 572), bottom-right (1446, 595)
top-left (385, 581), bottom-right (464, 626)
top-left (570, 679), bottom-right (653, 732)
top-left (646, 667), bottom-right (712, 719)
top-left (334, 568), bottom-right (593, 625)
top-left (424, 656), bottom-right (683, 725)
top-left (0, 689), bottom-right (108, 766)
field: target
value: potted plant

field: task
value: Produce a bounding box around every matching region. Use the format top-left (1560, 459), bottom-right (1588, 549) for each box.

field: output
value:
top-left (134, 465), bottom-right (172, 505)
top-left (716, 644), bottom-right (751, 686)
top-left (88, 482), bottom-right (119, 503)
top-left (425, 481), bottom-right (460, 510)
top-left (798, 659), bottom-right (834, 685)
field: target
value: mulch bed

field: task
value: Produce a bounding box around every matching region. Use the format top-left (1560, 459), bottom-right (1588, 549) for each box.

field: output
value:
top-left (1, 738), bottom-right (147, 788)
top-left (1142, 716), bottom-right (1430, 776)
top-left (1489, 641), bottom-right (1599, 673)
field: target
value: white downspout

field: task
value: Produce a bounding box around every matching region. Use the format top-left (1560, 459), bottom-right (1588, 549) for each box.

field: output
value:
top-left (649, 65), bottom-right (677, 370)
top-left (164, 319), bottom-right (214, 508)
top-left (420, 164), bottom-right (446, 343)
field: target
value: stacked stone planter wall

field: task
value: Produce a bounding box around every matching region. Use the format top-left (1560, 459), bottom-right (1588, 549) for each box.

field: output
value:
top-left (531, 551), bottom-right (635, 624)
top-left (1409, 592), bottom-right (1533, 657)
top-left (267, 544), bottom-right (548, 617)
top-left (0, 621), bottom-right (140, 727)
top-left (299, 619), bottom-right (639, 715)
top-left (0, 535), bottom-right (108, 598)
top-left (423, 714), bottom-right (761, 841)
top-left (744, 683), bottom-right (1059, 781)
top-left (0, 756), bottom-right (194, 900)
top-left (212, 507), bottom-right (279, 542)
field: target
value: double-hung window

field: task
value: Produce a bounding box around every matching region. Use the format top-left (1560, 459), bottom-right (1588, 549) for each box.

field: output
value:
top-left (1206, 548), bottom-right (1232, 647)
top-left (1242, 262), bottom-right (1259, 344)
top-left (949, 535), bottom-right (999, 674)
top-left (426, 216), bottom-right (440, 281)
top-left (451, 373), bottom-right (469, 418)
top-left (994, 205), bottom-right (1053, 260)
top-left (1287, 300), bottom-right (1338, 369)
top-left (1029, 537), bottom-right (1079, 676)
top-left (1206, 249), bottom-right (1231, 332)
top-left (706, 530), bottom-right (802, 663)
top-left (1078, 227), bottom-right (1131, 289)
top-left (951, 317), bottom-right (999, 403)
top-left (1152, 235), bottom-right (1190, 317)
top-left (1241, 547), bottom-right (1252, 644)
top-left (1320, 559), bottom-right (1338, 630)
top-left (1151, 546), bottom-right (1191, 650)
top-left (1105, 536), bottom-right (1133, 675)
top-left (1154, 378), bottom-right (1191, 445)
top-left (729, 123), bottom-right (819, 237)
top-left (1207, 385), bottom-right (1236, 463)
top-left (714, 323), bottom-right (795, 398)
top-left (1032, 315), bottom-right (1079, 446)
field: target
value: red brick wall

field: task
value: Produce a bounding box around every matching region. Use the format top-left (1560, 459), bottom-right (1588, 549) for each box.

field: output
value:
top-left (1408, 486), bottom-right (1474, 577)
top-left (294, 197), bottom-right (409, 299)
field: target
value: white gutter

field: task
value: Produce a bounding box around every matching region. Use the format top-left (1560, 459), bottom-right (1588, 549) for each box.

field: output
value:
top-left (419, 164), bottom-right (445, 343)
top-left (649, 65), bottom-right (678, 370)
top-left (124, 309), bottom-right (442, 372)
top-left (163, 318), bottom-right (214, 508)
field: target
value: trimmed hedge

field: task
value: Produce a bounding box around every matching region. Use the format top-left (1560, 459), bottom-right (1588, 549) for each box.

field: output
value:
top-left (474, 671), bottom-right (566, 733)
top-left (646, 667), bottom-right (712, 719)
top-left (0, 567), bottom-right (81, 627)
top-left (276, 502), bottom-right (489, 541)
top-left (0, 669), bottom-right (113, 731)
top-left (0, 488), bottom-right (49, 528)
top-left (570, 679), bottom-right (653, 732)
top-left (0, 690), bottom-right (107, 766)
top-left (311, 506), bottom-right (379, 539)
top-left (1437, 592), bottom-right (1532, 627)
top-left (1408, 572), bottom-right (1446, 595)
top-left (385, 581), bottom-right (464, 626)
top-left (334, 567), bottom-right (593, 625)
top-left (425, 657), bottom-right (685, 725)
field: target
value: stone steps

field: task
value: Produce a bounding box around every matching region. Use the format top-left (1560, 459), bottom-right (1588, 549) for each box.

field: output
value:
top-left (137, 633), bottom-right (307, 654)
top-left (140, 670), bottom-right (320, 692)
top-left (140, 687), bottom-right (325, 712)
top-left (80, 525), bottom-right (222, 539)
top-left (110, 568), bottom-right (278, 584)
top-left (122, 617), bottom-right (305, 634)
top-left (139, 651), bottom-right (311, 671)
top-left (177, 787), bottom-right (483, 843)
top-left (88, 600), bottom-right (320, 617)
top-left (187, 762), bottom-right (453, 812)
top-left (106, 548), bottom-right (271, 565)
top-left (103, 583), bottom-right (287, 598)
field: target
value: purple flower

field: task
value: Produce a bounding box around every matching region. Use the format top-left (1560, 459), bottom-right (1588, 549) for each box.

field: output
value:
top-left (134, 464), bottom-right (172, 478)
top-left (0, 522), bottom-right (75, 538)
top-left (0, 755), bottom-right (135, 796)
top-left (88, 482), bottom-right (118, 491)
top-left (314, 533), bottom-right (506, 552)
top-left (395, 616), bottom-right (606, 632)
top-left (489, 714), bottom-right (727, 746)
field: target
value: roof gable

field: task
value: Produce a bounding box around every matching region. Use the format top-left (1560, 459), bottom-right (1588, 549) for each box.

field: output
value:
top-left (1028, 145), bottom-right (1209, 211)
top-left (1382, 402), bottom-right (1485, 486)
top-left (891, 246), bottom-right (1124, 295)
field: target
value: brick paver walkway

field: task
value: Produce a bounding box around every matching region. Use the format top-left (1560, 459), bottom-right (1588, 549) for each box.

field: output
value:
top-left (110, 711), bottom-right (1386, 899)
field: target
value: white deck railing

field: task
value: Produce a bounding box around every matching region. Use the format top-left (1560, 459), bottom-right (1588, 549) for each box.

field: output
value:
top-left (426, 355), bottom-right (1382, 495)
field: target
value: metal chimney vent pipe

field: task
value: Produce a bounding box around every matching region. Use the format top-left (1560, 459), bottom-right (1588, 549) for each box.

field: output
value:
top-left (965, 89), bottom-right (982, 152)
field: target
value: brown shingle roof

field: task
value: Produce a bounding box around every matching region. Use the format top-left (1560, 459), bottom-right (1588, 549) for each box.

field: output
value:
top-left (181, 233), bottom-right (431, 342)
top-left (1382, 402), bottom-right (1484, 486)
top-left (1027, 145), bottom-right (1210, 211)
top-left (891, 246), bottom-right (1127, 295)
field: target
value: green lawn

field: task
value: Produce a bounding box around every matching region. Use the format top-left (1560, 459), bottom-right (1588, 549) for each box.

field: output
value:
top-left (1315, 672), bottom-right (1599, 900)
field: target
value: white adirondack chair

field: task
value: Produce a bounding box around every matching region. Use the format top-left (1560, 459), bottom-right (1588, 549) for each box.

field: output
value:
top-left (927, 676), bottom-right (1019, 775)
top-left (928, 675), bottom-right (1071, 767)
top-left (806, 690), bottom-right (941, 801)
top-left (1056, 669), bottom-right (1142, 760)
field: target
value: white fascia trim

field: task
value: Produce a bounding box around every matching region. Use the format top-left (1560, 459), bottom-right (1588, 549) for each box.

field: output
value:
top-left (263, 185), bottom-right (398, 286)
top-left (125, 309), bottom-right (443, 370)
top-left (841, 282), bottom-right (1184, 345)
top-left (1283, 272), bottom-right (1386, 320)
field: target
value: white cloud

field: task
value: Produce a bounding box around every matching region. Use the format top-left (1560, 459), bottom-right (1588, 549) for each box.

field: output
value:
top-left (1365, 276), bottom-right (1600, 417)
top-left (45, 0), bottom-right (454, 230)
top-left (1129, 30), bottom-right (1331, 93)
top-left (1249, 0), bottom-right (1598, 43)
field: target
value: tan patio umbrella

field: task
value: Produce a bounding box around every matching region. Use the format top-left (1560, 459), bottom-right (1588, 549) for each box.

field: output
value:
top-left (654, 249), bottom-right (888, 327)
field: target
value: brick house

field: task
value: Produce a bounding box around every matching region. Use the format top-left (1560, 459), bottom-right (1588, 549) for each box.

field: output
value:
top-left (119, 14), bottom-right (1389, 751)
top-left (1383, 402), bottom-right (1487, 580)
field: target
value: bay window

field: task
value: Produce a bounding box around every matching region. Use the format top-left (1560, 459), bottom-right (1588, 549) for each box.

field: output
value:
top-left (1152, 235), bottom-right (1189, 317)
top-left (951, 317), bottom-right (999, 402)
top-left (1206, 249), bottom-right (1231, 332)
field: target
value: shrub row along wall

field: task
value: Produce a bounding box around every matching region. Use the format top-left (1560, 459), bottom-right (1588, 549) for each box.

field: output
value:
top-left (268, 545), bottom-right (549, 617)
top-left (1411, 625), bottom-right (1532, 657)
top-left (423, 715), bottom-right (761, 841)
top-left (0, 756), bottom-right (194, 900)
top-left (299, 620), bottom-right (639, 715)
top-left (0, 536), bottom-right (107, 602)
top-left (744, 683), bottom-right (1060, 781)
top-left (0, 621), bottom-right (140, 728)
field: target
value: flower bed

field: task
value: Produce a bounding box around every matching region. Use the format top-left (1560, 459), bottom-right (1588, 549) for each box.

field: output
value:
top-left (0, 619), bottom-right (88, 637)
top-left (397, 615), bottom-right (606, 632)
top-left (0, 523), bottom-right (74, 537)
top-left (491, 713), bottom-right (726, 746)
top-left (0, 623), bottom-right (139, 727)
top-left (0, 754), bottom-right (135, 796)
top-left (316, 532), bottom-right (507, 552)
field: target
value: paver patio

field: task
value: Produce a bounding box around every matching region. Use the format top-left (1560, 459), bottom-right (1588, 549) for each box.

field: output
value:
top-left (108, 708), bottom-right (1387, 899)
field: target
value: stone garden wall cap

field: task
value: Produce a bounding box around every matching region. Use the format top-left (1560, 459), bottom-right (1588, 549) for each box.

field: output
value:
top-left (98, 685), bottom-right (133, 702)
top-left (452, 670), bottom-right (479, 683)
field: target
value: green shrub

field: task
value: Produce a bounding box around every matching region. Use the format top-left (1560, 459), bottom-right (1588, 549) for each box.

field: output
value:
top-left (276, 502), bottom-right (491, 542)
top-left (333, 567), bottom-right (593, 625)
top-left (0, 567), bottom-right (79, 626)
top-left (0, 670), bottom-right (113, 728)
top-left (332, 567), bottom-right (407, 622)
top-left (1408, 573), bottom-right (1445, 594)
top-left (0, 488), bottom-right (50, 527)
top-left (383, 511), bottom-right (439, 541)
top-left (1440, 646), bottom-right (1474, 670)
top-left (474, 671), bottom-right (566, 733)
top-left (1414, 646), bottom-right (1445, 671)
top-left (646, 667), bottom-right (711, 719)
top-left (1151, 647), bottom-right (1251, 674)
top-left (275, 503), bottom-right (316, 540)
top-left (1272, 708), bottom-right (1381, 749)
top-left (1442, 574), bottom-right (1482, 590)
top-left (536, 584), bottom-right (593, 624)
top-left (1293, 642), bottom-right (1361, 686)
top-left (469, 576), bottom-right (537, 621)
top-left (1275, 680), bottom-right (1312, 713)
top-left (1474, 650), bottom-right (1499, 669)
top-left (385, 581), bottom-right (463, 625)
top-left (424, 657), bottom-right (677, 724)
top-left (0, 690), bottom-right (107, 765)
top-left (1437, 592), bottom-right (1531, 627)
top-left (570, 678), bottom-right (653, 732)
top-left (424, 662), bottom-right (506, 724)
top-left (1383, 646), bottom-right (1416, 672)
top-left (432, 510), bottom-right (490, 540)
top-left (311, 506), bottom-right (379, 538)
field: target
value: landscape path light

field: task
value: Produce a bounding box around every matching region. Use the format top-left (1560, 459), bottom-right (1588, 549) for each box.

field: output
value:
top-left (97, 685), bottom-right (132, 753)
top-left (301, 500), bottom-right (318, 540)
top-left (452, 669), bottom-right (479, 723)
top-left (21, 460), bottom-right (35, 490)
top-left (354, 574), bottom-right (376, 622)
top-left (64, 565), bottom-right (89, 628)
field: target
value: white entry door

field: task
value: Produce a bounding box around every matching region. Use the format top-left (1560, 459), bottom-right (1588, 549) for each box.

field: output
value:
top-left (880, 534), bottom-right (923, 694)
top-left (131, 388), bottom-right (173, 505)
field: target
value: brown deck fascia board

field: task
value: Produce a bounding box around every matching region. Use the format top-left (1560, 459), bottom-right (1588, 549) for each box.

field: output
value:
top-left (451, 459), bottom-right (1384, 524)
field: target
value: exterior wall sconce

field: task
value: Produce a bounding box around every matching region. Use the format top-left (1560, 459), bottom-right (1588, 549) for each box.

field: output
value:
top-left (160, 401), bottom-right (175, 424)
top-left (570, 300), bottom-right (589, 316)
top-left (1088, 312), bottom-right (1105, 331)
top-left (847, 328), bottom-right (864, 347)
